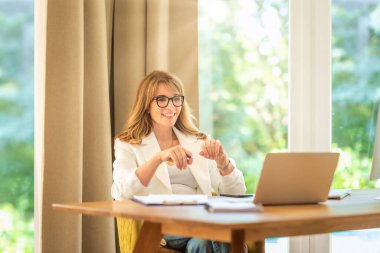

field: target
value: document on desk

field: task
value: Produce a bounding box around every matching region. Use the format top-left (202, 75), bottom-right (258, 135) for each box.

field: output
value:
top-left (205, 196), bottom-right (263, 213)
top-left (328, 189), bottom-right (352, 200)
top-left (132, 194), bottom-right (208, 205)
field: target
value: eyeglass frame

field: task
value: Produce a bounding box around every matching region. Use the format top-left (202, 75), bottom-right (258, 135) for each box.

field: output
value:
top-left (152, 95), bottom-right (185, 108)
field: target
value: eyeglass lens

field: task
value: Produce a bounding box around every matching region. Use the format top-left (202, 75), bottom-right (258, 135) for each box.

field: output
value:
top-left (155, 96), bottom-right (184, 108)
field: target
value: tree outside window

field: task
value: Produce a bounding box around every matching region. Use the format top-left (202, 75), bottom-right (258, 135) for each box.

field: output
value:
top-left (0, 0), bottom-right (34, 252)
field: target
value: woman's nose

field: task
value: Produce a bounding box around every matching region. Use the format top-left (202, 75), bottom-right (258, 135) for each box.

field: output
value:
top-left (166, 100), bottom-right (176, 109)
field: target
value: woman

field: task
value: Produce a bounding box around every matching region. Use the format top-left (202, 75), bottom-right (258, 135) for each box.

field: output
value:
top-left (111, 70), bottom-right (247, 253)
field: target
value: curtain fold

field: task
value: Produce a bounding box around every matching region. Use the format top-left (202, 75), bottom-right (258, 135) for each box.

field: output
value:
top-left (146, 0), bottom-right (199, 119)
top-left (114, 0), bottom-right (199, 134)
top-left (35, 0), bottom-right (198, 252)
top-left (38, 0), bottom-right (85, 252)
top-left (35, 0), bottom-right (115, 252)
top-left (167, 0), bottom-right (199, 119)
top-left (113, 0), bottom-right (147, 135)
top-left (82, 0), bottom-right (115, 252)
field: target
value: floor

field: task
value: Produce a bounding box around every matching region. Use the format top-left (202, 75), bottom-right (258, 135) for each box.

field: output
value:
top-left (265, 229), bottom-right (380, 253)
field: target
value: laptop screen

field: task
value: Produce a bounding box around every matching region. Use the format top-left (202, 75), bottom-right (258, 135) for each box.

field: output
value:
top-left (253, 152), bottom-right (339, 205)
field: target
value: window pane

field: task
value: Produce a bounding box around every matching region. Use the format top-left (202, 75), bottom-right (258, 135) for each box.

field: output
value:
top-left (199, 1), bottom-right (288, 252)
top-left (0, 0), bottom-right (34, 252)
top-left (332, 0), bottom-right (380, 252)
top-left (332, 0), bottom-right (380, 190)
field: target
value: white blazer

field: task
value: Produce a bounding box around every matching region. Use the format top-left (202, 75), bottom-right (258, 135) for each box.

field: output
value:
top-left (111, 127), bottom-right (247, 200)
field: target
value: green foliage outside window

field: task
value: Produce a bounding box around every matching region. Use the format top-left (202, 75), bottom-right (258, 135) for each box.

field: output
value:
top-left (200, 0), bottom-right (380, 193)
top-left (332, 1), bottom-right (380, 189)
top-left (0, 1), bottom-right (34, 252)
top-left (199, 0), bottom-right (288, 193)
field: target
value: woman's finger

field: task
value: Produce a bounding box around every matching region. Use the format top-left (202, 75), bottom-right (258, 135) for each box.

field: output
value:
top-left (214, 140), bottom-right (219, 158)
top-left (215, 140), bottom-right (221, 157)
top-left (204, 141), bottom-right (211, 157)
top-left (183, 148), bottom-right (193, 165)
top-left (179, 148), bottom-right (188, 169)
top-left (206, 140), bottom-right (213, 159)
top-left (171, 149), bottom-right (182, 169)
top-left (209, 140), bottom-right (215, 158)
top-left (201, 142), bottom-right (211, 158)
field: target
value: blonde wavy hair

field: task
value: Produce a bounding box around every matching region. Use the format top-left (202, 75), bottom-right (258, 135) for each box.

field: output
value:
top-left (118, 70), bottom-right (206, 144)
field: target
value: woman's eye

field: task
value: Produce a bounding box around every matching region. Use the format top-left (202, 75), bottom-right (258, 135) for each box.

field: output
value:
top-left (157, 97), bottom-right (167, 102)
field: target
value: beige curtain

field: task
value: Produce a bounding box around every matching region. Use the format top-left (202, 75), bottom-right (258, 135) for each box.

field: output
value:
top-left (113, 0), bottom-right (199, 133)
top-left (35, 0), bottom-right (198, 252)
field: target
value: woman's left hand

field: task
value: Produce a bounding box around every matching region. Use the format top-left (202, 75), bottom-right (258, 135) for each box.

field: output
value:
top-left (199, 139), bottom-right (229, 168)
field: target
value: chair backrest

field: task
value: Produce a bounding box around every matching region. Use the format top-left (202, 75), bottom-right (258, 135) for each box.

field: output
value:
top-left (116, 217), bottom-right (181, 253)
top-left (116, 218), bottom-right (142, 253)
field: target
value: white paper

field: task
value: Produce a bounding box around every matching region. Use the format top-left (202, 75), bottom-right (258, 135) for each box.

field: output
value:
top-left (328, 189), bottom-right (352, 199)
top-left (132, 194), bottom-right (208, 205)
top-left (206, 198), bottom-right (263, 213)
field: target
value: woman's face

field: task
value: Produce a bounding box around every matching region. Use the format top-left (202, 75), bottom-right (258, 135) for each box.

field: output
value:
top-left (149, 83), bottom-right (182, 129)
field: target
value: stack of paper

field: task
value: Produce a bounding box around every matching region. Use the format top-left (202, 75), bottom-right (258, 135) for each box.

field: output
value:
top-left (131, 194), bottom-right (263, 213)
top-left (328, 189), bottom-right (352, 200)
top-left (205, 201), bottom-right (263, 213)
top-left (205, 196), bottom-right (263, 213)
top-left (132, 194), bottom-right (208, 205)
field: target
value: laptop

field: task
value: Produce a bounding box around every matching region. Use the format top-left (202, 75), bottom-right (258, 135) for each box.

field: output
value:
top-left (253, 152), bottom-right (340, 205)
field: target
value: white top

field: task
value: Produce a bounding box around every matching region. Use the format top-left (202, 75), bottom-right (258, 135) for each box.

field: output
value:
top-left (167, 164), bottom-right (198, 194)
top-left (111, 127), bottom-right (247, 200)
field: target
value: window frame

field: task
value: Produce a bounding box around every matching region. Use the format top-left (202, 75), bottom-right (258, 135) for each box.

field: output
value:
top-left (289, 0), bottom-right (331, 252)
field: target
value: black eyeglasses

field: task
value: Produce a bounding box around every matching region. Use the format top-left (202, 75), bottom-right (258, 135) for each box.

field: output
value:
top-left (152, 95), bottom-right (185, 108)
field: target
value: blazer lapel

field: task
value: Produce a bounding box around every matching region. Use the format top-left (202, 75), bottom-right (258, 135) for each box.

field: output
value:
top-left (140, 132), bottom-right (172, 193)
top-left (173, 128), bottom-right (212, 196)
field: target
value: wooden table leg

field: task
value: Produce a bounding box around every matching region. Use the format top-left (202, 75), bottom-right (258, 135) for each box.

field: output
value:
top-left (133, 221), bottom-right (162, 253)
top-left (251, 240), bottom-right (265, 253)
top-left (231, 230), bottom-right (245, 253)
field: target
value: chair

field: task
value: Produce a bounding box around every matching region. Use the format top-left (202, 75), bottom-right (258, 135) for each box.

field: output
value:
top-left (116, 217), bottom-right (265, 253)
top-left (116, 217), bottom-right (180, 253)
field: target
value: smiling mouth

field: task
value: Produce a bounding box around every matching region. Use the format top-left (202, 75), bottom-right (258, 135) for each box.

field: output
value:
top-left (162, 113), bottom-right (176, 117)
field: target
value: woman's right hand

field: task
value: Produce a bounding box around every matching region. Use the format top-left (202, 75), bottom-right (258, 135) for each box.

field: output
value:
top-left (159, 145), bottom-right (193, 170)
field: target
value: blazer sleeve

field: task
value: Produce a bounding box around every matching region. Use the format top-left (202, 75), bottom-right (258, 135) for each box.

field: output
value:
top-left (111, 139), bottom-right (145, 200)
top-left (209, 158), bottom-right (247, 195)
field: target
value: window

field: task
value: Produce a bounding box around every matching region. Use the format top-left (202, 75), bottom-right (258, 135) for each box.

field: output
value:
top-left (0, 0), bottom-right (34, 252)
top-left (332, 0), bottom-right (380, 190)
top-left (331, 0), bottom-right (380, 252)
top-left (199, 0), bottom-right (289, 252)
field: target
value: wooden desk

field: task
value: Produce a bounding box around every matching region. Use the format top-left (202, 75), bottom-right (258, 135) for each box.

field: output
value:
top-left (53, 190), bottom-right (380, 253)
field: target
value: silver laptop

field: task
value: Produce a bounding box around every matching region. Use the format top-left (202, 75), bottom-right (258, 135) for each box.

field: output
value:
top-left (253, 152), bottom-right (340, 205)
